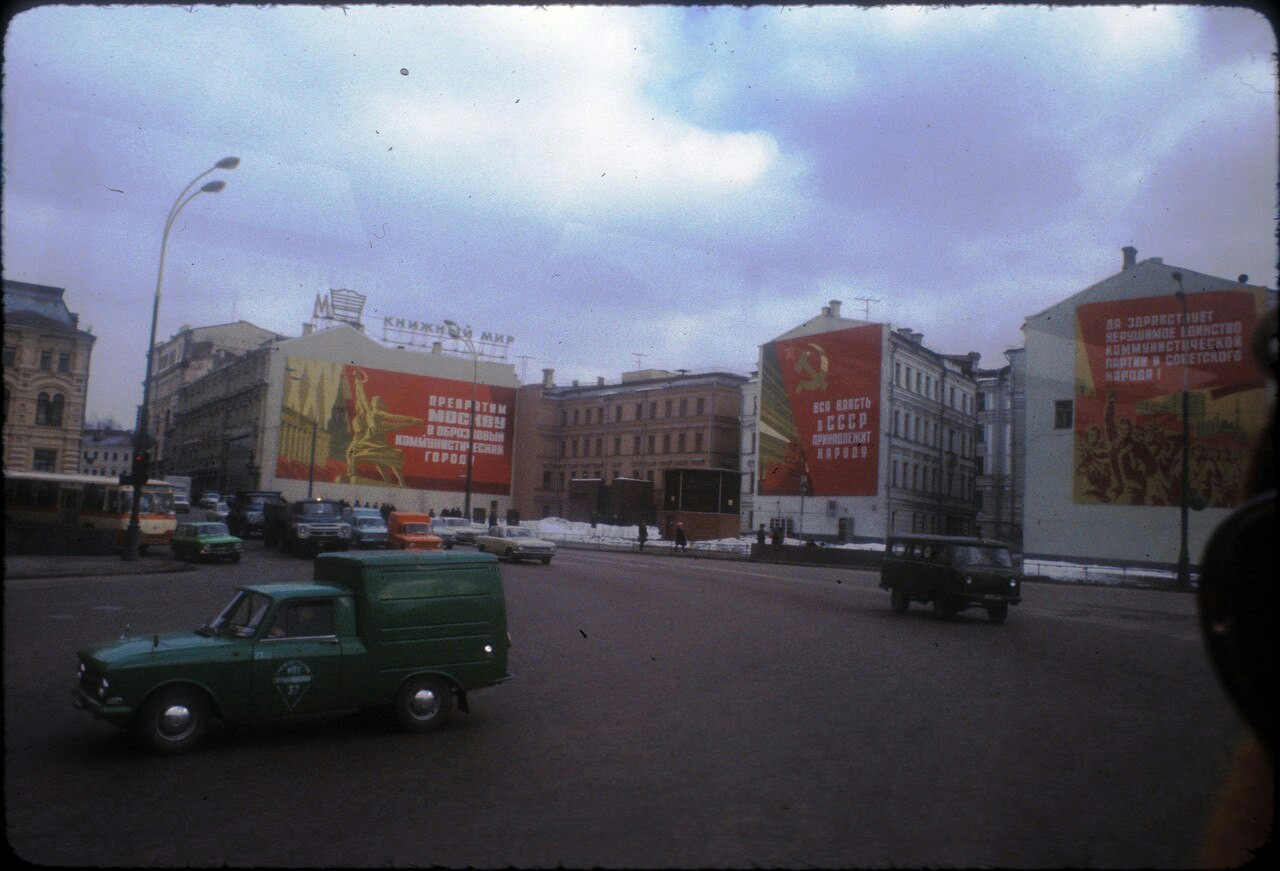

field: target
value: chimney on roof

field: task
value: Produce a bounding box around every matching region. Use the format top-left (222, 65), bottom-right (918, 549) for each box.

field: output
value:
top-left (542, 368), bottom-right (555, 388)
top-left (829, 299), bottom-right (842, 318)
top-left (597, 376), bottom-right (605, 386)
top-left (911, 332), bottom-right (923, 344)
top-left (1122, 246), bottom-right (1137, 270)
top-left (431, 341), bottom-right (442, 354)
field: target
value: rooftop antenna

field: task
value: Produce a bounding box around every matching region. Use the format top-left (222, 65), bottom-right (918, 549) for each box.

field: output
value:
top-left (853, 296), bottom-right (881, 320)
top-left (516, 354), bottom-right (533, 382)
top-left (632, 352), bottom-right (647, 369)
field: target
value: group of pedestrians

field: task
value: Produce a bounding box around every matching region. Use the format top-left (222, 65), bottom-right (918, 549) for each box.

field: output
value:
top-left (635, 521), bottom-right (687, 553)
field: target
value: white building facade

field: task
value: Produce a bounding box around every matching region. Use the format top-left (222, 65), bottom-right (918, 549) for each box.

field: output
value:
top-left (1022, 248), bottom-right (1274, 568)
top-left (170, 323), bottom-right (521, 518)
top-left (745, 300), bottom-right (980, 542)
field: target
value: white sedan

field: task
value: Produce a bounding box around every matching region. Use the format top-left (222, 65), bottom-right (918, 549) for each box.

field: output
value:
top-left (474, 526), bottom-right (556, 564)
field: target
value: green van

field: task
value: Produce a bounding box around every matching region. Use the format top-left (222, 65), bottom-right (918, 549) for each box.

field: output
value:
top-left (879, 535), bottom-right (1022, 623)
top-left (73, 551), bottom-right (512, 753)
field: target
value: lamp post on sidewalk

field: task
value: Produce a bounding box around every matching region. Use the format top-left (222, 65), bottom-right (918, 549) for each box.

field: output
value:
top-left (1172, 272), bottom-right (1192, 589)
top-left (124, 157), bottom-right (239, 561)
top-left (444, 320), bottom-right (479, 522)
top-left (285, 367), bottom-right (320, 500)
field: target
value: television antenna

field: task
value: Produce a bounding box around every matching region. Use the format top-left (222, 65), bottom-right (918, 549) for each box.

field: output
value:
top-left (853, 296), bottom-right (881, 320)
top-left (632, 352), bottom-right (647, 368)
top-left (516, 354), bottom-right (533, 382)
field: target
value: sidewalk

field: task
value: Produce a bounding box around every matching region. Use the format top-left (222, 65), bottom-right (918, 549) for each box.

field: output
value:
top-left (3, 553), bottom-right (194, 580)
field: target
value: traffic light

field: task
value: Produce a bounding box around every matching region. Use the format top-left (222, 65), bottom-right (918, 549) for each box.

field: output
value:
top-left (131, 450), bottom-right (151, 487)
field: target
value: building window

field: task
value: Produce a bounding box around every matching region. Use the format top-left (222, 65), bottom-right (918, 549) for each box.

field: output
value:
top-left (634, 435), bottom-right (642, 454)
top-left (35, 392), bottom-right (65, 427)
top-left (1054, 400), bottom-right (1073, 430)
top-left (636, 402), bottom-right (643, 420)
top-left (573, 409), bottom-right (580, 425)
top-left (613, 436), bottom-right (621, 456)
top-left (595, 438), bottom-right (602, 456)
top-left (648, 434), bottom-right (655, 453)
top-left (614, 406), bottom-right (622, 422)
top-left (33, 448), bottom-right (58, 472)
top-left (665, 399), bottom-right (672, 417)
top-left (677, 433), bottom-right (686, 453)
top-left (649, 401), bottom-right (656, 419)
top-left (58, 353), bottom-right (71, 373)
top-left (2, 346), bottom-right (15, 368)
top-left (679, 398), bottom-right (688, 417)
top-left (694, 432), bottom-right (703, 452)
top-left (663, 433), bottom-right (671, 453)
top-left (39, 350), bottom-right (53, 370)
top-left (542, 470), bottom-right (552, 489)
top-left (696, 397), bottom-right (705, 415)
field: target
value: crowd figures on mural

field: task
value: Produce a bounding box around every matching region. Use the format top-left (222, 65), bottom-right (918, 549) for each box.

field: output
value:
top-left (1074, 389), bottom-right (1243, 508)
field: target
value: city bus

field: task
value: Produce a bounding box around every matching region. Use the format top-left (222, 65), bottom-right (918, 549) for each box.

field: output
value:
top-left (3, 471), bottom-right (177, 551)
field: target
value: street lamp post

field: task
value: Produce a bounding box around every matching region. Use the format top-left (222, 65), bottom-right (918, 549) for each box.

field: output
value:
top-left (1173, 274), bottom-right (1192, 588)
top-left (285, 368), bottom-right (319, 500)
top-left (444, 320), bottom-right (479, 522)
top-left (124, 157), bottom-right (240, 561)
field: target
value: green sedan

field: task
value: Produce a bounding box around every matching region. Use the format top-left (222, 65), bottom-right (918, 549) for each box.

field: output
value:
top-left (171, 522), bottom-right (244, 564)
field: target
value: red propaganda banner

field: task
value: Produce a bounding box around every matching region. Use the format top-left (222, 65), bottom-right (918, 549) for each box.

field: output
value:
top-left (275, 358), bottom-right (514, 494)
top-left (1072, 289), bottom-right (1268, 507)
top-left (759, 324), bottom-right (882, 497)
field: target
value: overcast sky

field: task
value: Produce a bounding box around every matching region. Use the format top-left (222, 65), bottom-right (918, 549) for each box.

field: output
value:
top-left (3, 4), bottom-right (1276, 426)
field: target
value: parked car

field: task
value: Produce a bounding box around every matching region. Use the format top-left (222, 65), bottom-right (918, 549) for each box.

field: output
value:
top-left (199, 492), bottom-right (221, 510)
top-left (342, 509), bottom-right (389, 549)
top-left (211, 501), bottom-right (231, 521)
top-left (878, 534), bottom-right (1022, 623)
top-left (170, 521), bottom-right (243, 564)
top-left (433, 516), bottom-right (486, 545)
top-left (475, 525), bottom-right (555, 564)
top-left (172, 493), bottom-right (191, 514)
top-left (387, 512), bottom-right (444, 550)
top-left (428, 519), bottom-right (457, 549)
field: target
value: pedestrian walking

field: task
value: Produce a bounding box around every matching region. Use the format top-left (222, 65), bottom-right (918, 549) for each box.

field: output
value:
top-left (674, 521), bottom-right (687, 553)
top-left (637, 522), bottom-right (648, 551)
top-left (756, 524), bottom-right (767, 546)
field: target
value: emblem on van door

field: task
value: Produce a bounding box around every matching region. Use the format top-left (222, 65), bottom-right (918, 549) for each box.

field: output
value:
top-left (274, 660), bottom-right (313, 710)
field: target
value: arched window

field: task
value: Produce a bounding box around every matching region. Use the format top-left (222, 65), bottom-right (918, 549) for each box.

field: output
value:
top-left (36, 392), bottom-right (65, 427)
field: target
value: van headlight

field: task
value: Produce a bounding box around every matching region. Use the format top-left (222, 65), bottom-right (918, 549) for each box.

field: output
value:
top-left (98, 677), bottom-right (111, 699)
top-left (297, 524), bottom-right (311, 537)
top-left (964, 576), bottom-right (974, 585)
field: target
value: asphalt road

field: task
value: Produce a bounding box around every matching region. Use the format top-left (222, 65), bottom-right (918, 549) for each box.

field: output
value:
top-left (3, 540), bottom-right (1248, 867)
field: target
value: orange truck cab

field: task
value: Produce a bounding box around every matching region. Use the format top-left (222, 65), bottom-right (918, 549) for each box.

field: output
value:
top-left (387, 512), bottom-right (445, 551)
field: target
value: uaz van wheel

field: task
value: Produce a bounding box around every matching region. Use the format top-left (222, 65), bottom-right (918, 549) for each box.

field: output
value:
top-left (138, 687), bottom-right (210, 754)
top-left (890, 586), bottom-right (909, 613)
top-left (394, 675), bottom-right (453, 732)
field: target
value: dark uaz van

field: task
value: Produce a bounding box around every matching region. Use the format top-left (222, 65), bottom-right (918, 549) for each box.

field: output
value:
top-left (880, 535), bottom-right (1022, 623)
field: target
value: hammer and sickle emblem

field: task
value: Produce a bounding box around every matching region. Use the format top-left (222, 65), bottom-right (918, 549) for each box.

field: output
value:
top-left (794, 344), bottom-right (829, 393)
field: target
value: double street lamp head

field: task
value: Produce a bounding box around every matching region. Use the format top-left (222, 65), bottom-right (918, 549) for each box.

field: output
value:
top-left (215, 156), bottom-right (241, 170)
top-left (202, 180), bottom-right (227, 194)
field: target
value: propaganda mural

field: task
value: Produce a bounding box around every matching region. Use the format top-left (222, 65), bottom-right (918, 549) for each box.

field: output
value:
top-left (276, 357), bottom-right (514, 493)
top-left (759, 324), bottom-right (883, 497)
top-left (1072, 288), bottom-right (1269, 508)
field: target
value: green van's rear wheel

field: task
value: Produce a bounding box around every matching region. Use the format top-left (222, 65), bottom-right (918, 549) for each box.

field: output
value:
top-left (394, 675), bottom-right (453, 732)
